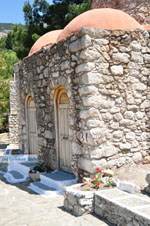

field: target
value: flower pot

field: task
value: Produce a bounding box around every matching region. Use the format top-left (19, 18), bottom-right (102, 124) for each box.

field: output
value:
top-left (29, 172), bottom-right (40, 182)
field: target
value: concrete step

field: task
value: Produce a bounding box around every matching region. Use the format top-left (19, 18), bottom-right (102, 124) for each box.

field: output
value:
top-left (95, 188), bottom-right (150, 226)
top-left (4, 170), bottom-right (29, 183)
top-left (4, 160), bottom-right (40, 183)
top-left (29, 170), bottom-right (77, 196)
top-left (0, 143), bottom-right (8, 150)
top-left (40, 170), bottom-right (77, 189)
top-left (28, 182), bottom-right (63, 197)
top-left (8, 162), bottom-right (40, 175)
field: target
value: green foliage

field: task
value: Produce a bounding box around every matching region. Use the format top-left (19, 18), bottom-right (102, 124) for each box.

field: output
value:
top-left (0, 37), bottom-right (6, 49)
top-left (32, 33), bottom-right (40, 42)
top-left (0, 50), bottom-right (18, 79)
top-left (0, 50), bottom-right (19, 132)
top-left (5, 25), bottom-right (29, 59)
top-left (105, 177), bottom-right (113, 187)
top-left (66, 1), bottom-right (90, 23)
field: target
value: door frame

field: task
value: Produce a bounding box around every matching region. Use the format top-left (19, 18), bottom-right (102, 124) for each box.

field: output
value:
top-left (54, 86), bottom-right (71, 172)
top-left (26, 95), bottom-right (37, 155)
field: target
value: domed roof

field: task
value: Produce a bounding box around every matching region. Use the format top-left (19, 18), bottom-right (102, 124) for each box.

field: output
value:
top-left (57, 8), bottom-right (142, 42)
top-left (142, 24), bottom-right (150, 30)
top-left (29, 30), bottom-right (62, 56)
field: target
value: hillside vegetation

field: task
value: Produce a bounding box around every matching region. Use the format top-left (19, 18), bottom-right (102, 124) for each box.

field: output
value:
top-left (0, 23), bottom-right (14, 32)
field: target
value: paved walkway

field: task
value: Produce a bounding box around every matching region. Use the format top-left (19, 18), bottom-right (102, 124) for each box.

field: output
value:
top-left (0, 173), bottom-right (111, 226)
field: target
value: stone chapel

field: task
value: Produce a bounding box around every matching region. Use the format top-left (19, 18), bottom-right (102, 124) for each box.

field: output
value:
top-left (9, 4), bottom-right (150, 178)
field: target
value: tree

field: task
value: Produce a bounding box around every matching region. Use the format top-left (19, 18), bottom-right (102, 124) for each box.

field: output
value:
top-left (1, 0), bottom-right (90, 59)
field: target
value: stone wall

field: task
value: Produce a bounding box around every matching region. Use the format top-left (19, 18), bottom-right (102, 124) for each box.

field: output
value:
top-left (91, 0), bottom-right (150, 25)
top-left (14, 27), bottom-right (150, 177)
top-left (9, 81), bottom-right (19, 144)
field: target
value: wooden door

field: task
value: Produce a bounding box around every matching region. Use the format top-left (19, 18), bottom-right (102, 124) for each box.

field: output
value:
top-left (58, 91), bottom-right (72, 172)
top-left (28, 99), bottom-right (38, 155)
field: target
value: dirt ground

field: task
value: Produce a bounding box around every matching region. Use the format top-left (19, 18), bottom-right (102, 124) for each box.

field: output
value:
top-left (0, 133), bottom-right (8, 142)
top-left (113, 164), bottom-right (150, 190)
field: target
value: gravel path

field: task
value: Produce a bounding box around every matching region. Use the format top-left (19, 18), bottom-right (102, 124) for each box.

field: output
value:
top-left (0, 173), bottom-right (111, 226)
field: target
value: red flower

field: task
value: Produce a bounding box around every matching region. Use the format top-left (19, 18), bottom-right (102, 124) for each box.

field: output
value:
top-left (98, 169), bottom-right (103, 174)
top-left (93, 176), bottom-right (96, 179)
top-left (97, 182), bottom-right (100, 186)
top-left (96, 168), bottom-right (100, 171)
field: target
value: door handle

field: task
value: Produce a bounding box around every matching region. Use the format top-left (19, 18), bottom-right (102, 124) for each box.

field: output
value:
top-left (63, 135), bottom-right (68, 139)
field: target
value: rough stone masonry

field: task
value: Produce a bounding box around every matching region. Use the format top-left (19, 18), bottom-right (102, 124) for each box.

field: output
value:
top-left (12, 27), bottom-right (150, 178)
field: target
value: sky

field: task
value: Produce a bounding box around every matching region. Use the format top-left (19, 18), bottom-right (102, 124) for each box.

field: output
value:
top-left (0, 0), bottom-right (52, 25)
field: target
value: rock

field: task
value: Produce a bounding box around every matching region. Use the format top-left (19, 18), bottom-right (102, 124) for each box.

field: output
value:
top-left (131, 52), bottom-right (143, 63)
top-left (69, 35), bottom-right (92, 52)
top-left (103, 169), bottom-right (114, 177)
top-left (144, 54), bottom-right (150, 63)
top-left (79, 85), bottom-right (98, 96)
top-left (145, 173), bottom-right (150, 185)
top-left (112, 53), bottom-right (130, 63)
top-left (145, 185), bottom-right (150, 194)
top-left (113, 131), bottom-right (123, 139)
top-left (61, 61), bottom-right (69, 70)
top-left (110, 107), bottom-right (120, 114)
top-left (133, 152), bottom-right (142, 163)
top-left (118, 181), bottom-right (140, 194)
top-left (87, 119), bottom-right (104, 128)
top-left (82, 177), bottom-right (91, 185)
top-left (80, 49), bottom-right (100, 60)
top-left (130, 41), bottom-right (141, 51)
top-left (78, 158), bottom-right (106, 173)
top-left (113, 113), bottom-right (123, 122)
top-left (76, 62), bottom-right (95, 73)
top-left (144, 156), bottom-right (150, 164)
top-left (119, 143), bottom-right (131, 150)
top-left (82, 72), bottom-right (104, 84)
top-left (102, 145), bottom-right (117, 157)
top-left (125, 132), bottom-right (135, 141)
top-left (110, 65), bottom-right (123, 76)
top-left (135, 112), bottom-right (144, 120)
top-left (101, 113), bottom-right (112, 121)
top-left (120, 119), bottom-right (134, 126)
top-left (140, 100), bottom-right (150, 108)
top-left (44, 130), bottom-right (53, 139)
top-left (132, 82), bottom-right (147, 91)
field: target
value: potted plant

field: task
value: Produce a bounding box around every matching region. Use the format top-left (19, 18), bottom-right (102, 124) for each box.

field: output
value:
top-left (29, 165), bottom-right (47, 182)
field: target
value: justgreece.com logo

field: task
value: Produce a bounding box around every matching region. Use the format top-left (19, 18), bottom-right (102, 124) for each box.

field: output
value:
top-left (1, 155), bottom-right (38, 163)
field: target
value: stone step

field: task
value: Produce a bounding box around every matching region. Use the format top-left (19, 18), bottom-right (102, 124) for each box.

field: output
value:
top-left (40, 170), bottom-right (77, 189)
top-left (95, 188), bottom-right (150, 226)
top-left (4, 170), bottom-right (29, 183)
top-left (28, 182), bottom-right (63, 197)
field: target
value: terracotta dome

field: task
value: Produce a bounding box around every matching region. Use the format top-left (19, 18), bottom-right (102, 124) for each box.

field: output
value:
top-left (142, 24), bottom-right (150, 30)
top-left (29, 30), bottom-right (62, 56)
top-left (57, 8), bottom-right (142, 42)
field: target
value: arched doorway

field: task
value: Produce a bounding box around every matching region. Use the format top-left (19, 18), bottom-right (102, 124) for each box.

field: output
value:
top-left (55, 87), bottom-right (72, 173)
top-left (27, 97), bottom-right (38, 155)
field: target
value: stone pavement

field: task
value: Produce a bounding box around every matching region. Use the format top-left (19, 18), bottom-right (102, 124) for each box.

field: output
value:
top-left (0, 173), bottom-right (111, 226)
